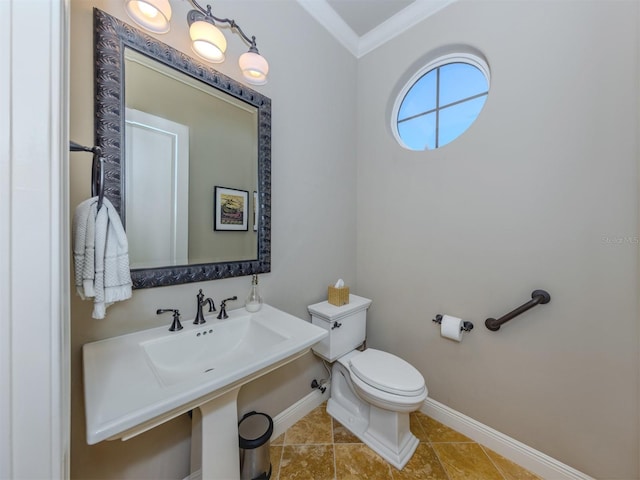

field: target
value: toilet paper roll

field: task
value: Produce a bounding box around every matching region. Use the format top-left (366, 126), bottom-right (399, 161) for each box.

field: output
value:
top-left (441, 315), bottom-right (463, 342)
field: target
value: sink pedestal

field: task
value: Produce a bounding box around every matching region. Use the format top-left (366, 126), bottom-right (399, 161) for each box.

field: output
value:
top-left (190, 387), bottom-right (242, 480)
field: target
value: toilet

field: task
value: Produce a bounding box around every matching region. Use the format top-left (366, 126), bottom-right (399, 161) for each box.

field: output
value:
top-left (308, 295), bottom-right (427, 469)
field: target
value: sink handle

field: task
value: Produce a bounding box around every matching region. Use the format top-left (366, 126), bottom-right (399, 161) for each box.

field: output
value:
top-left (217, 296), bottom-right (238, 320)
top-left (157, 309), bottom-right (183, 332)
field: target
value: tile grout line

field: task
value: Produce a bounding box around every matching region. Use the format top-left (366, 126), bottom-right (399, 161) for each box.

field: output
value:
top-left (332, 443), bottom-right (337, 479)
top-left (331, 419), bottom-right (337, 480)
top-left (275, 431), bottom-right (285, 480)
top-left (277, 443), bottom-right (284, 480)
top-left (414, 412), bottom-right (453, 480)
top-left (428, 442), bottom-right (453, 480)
top-left (281, 442), bottom-right (363, 446)
top-left (428, 441), bottom-right (477, 444)
top-left (479, 444), bottom-right (509, 480)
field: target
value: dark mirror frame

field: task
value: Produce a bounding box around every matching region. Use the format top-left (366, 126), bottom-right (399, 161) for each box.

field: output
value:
top-left (94, 8), bottom-right (271, 289)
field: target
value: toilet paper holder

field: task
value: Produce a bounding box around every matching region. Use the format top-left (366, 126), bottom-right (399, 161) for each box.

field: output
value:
top-left (432, 314), bottom-right (474, 332)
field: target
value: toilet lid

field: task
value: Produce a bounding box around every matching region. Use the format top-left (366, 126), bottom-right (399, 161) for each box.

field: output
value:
top-left (349, 349), bottom-right (425, 396)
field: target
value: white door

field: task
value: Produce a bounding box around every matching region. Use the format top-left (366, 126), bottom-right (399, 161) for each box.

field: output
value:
top-left (125, 109), bottom-right (189, 268)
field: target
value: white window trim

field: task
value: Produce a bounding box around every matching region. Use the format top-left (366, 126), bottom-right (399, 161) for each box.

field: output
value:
top-left (391, 51), bottom-right (491, 151)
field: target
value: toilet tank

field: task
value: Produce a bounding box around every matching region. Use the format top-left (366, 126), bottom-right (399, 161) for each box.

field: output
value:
top-left (308, 295), bottom-right (372, 362)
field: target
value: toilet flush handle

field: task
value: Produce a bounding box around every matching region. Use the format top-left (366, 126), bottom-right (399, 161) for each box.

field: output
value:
top-left (332, 321), bottom-right (342, 330)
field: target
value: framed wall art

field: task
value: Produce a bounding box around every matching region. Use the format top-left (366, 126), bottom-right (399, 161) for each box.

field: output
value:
top-left (214, 186), bottom-right (249, 231)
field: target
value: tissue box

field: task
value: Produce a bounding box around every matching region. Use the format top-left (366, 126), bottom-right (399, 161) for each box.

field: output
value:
top-left (328, 286), bottom-right (349, 306)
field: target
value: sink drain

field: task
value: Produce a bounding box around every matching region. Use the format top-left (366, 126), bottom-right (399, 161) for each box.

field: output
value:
top-left (204, 367), bottom-right (215, 373)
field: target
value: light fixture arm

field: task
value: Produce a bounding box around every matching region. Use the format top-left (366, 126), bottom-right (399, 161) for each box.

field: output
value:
top-left (188, 0), bottom-right (260, 51)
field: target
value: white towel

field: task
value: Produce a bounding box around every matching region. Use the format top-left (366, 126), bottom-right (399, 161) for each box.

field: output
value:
top-left (73, 196), bottom-right (132, 319)
top-left (93, 198), bottom-right (132, 318)
top-left (73, 197), bottom-right (98, 299)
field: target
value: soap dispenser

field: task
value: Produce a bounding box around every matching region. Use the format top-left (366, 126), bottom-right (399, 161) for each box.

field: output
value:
top-left (245, 274), bottom-right (263, 312)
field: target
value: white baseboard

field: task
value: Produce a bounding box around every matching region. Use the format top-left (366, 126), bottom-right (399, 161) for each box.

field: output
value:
top-left (421, 398), bottom-right (595, 480)
top-left (271, 387), bottom-right (330, 440)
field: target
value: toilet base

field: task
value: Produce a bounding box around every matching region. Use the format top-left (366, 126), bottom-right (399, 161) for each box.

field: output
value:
top-left (327, 397), bottom-right (419, 470)
top-left (327, 364), bottom-right (420, 470)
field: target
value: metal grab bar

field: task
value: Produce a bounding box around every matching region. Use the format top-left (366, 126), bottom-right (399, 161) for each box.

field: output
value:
top-left (485, 290), bottom-right (551, 331)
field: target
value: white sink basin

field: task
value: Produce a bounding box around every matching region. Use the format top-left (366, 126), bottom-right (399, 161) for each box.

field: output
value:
top-left (83, 304), bottom-right (327, 446)
top-left (142, 316), bottom-right (289, 386)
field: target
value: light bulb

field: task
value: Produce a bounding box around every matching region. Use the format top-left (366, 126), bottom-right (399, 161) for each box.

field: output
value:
top-left (124, 0), bottom-right (172, 34)
top-left (138, 2), bottom-right (158, 18)
top-left (239, 51), bottom-right (269, 85)
top-left (189, 20), bottom-right (227, 63)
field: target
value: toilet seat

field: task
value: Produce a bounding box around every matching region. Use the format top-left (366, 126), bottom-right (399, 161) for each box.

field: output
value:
top-left (344, 349), bottom-right (428, 412)
top-left (349, 349), bottom-right (425, 396)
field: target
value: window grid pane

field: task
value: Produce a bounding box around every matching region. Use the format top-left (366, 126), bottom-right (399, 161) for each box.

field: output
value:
top-left (439, 63), bottom-right (489, 106)
top-left (398, 112), bottom-right (437, 150)
top-left (438, 95), bottom-right (488, 147)
top-left (398, 71), bottom-right (437, 121)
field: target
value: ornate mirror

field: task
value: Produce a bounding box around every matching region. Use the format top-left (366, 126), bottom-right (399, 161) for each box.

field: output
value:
top-left (94, 8), bottom-right (271, 289)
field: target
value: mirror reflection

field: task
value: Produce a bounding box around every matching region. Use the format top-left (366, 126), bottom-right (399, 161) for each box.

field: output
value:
top-left (94, 8), bottom-right (271, 289)
top-left (124, 49), bottom-right (258, 268)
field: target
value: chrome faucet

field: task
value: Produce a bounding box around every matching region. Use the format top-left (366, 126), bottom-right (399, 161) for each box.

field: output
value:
top-left (194, 289), bottom-right (216, 324)
top-left (217, 296), bottom-right (238, 319)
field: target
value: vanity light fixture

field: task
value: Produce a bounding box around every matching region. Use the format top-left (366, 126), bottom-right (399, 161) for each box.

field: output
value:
top-left (124, 0), bottom-right (172, 34)
top-left (186, 0), bottom-right (269, 85)
top-left (124, 0), bottom-right (269, 85)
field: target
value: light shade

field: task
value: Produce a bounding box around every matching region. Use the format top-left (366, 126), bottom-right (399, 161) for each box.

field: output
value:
top-left (125, 0), bottom-right (172, 34)
top-left (239, 51), bottom-right (269, 85)
top-left (189, 20), bottom-right (227, 63)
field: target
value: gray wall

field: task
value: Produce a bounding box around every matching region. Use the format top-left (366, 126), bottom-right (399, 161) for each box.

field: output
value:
top-left (70, 1), bottom-right (357, 478)
top-left (356, 1), bottom-right (639, 479)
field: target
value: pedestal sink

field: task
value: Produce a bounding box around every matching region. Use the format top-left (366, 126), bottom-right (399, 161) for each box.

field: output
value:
top-left (83, 304), bottom-right (327, 479)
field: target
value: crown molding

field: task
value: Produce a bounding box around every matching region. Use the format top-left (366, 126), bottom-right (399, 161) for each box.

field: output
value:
top-left (297, 0), bottom-right (457, 59)
top-left (296, 0), bottom-right (361, 57)
top-left (358, 0), bottom-right (457, 57)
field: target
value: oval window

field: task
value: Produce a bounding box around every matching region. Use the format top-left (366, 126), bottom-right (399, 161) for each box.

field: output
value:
top-left (392, 53), bottom-right (490, 150)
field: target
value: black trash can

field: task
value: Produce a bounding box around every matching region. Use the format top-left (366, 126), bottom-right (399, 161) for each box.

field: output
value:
top-left (239, 411), bottom-right (273, 480)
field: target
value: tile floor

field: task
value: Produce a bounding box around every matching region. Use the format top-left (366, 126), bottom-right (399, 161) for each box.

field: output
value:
top-left (269, 402), bottom-right (541, 480)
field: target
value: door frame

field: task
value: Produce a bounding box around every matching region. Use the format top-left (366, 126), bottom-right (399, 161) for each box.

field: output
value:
top-left (0, 1), bottom-right (70, 478)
